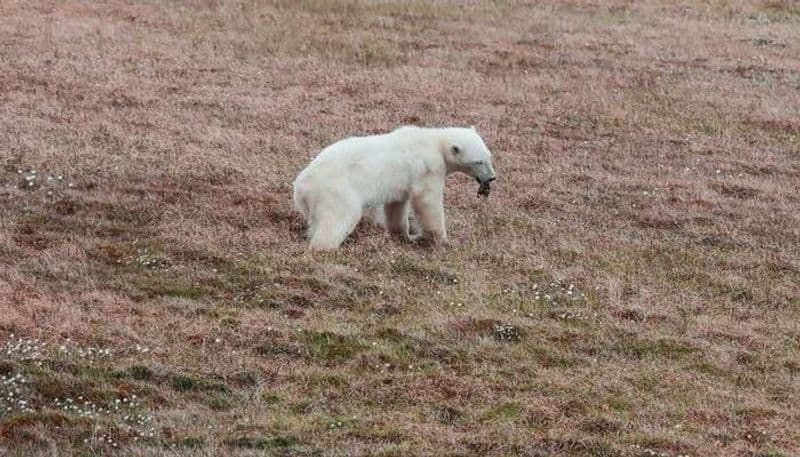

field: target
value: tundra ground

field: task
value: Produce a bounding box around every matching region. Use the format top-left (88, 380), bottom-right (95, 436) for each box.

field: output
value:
top-left (1, 1), bottom-right (799, 456)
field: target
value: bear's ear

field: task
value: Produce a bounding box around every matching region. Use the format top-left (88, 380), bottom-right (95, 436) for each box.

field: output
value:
top-left (450, 144), bottom-right (462, 155)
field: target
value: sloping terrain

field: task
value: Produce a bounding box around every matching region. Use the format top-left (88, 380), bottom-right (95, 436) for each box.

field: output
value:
top-left (1, 1), bottom-right (799, 456)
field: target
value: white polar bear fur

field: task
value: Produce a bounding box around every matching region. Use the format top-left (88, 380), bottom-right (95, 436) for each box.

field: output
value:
top-left (292, 125), bottom-right (496, 251)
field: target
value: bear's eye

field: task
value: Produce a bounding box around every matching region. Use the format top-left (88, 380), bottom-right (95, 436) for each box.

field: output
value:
top-left (475, 160), bottom-right (484, 165)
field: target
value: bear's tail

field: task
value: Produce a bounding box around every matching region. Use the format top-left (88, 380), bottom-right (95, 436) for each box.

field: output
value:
top-left (292, 185), bottom-right (309, 219)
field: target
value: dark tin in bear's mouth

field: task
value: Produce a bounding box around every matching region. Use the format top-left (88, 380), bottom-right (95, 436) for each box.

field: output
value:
top-left (477, 181), bottom-right (491, 198)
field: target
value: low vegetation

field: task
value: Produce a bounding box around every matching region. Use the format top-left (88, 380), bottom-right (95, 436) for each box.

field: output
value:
top-left (1, 1), bottom-right (798, 455)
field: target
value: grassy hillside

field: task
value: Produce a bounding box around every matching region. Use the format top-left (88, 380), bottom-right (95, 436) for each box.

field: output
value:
top-left (1, 1), bottom-right (798, 456)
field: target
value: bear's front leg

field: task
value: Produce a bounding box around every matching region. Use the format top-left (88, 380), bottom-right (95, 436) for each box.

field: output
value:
top-left (411, 184), bottom-right (447, 243)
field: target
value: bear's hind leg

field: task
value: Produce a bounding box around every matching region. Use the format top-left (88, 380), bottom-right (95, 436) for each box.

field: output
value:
top-left (307, 205), bottom-right (361, 251)
top-left (384, 200), bottom-right (410, 239)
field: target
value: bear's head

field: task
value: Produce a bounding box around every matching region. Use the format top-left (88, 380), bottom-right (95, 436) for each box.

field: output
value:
top-left (443, 127), bottom-right (497, 197)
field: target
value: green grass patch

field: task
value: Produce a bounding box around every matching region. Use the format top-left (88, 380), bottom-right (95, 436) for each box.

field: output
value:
top-left (201, 392), bottom-right (234, 411)
top-left (612, 335), bottom-right (699, 361)
top-left (389, 258), bottom-right (459, 285)
top-left (123, 365), bottom-right (155, 381)
top-left (579, 416), bottom-right (623, 435)
top-left (482, 402), bottom-right (523, 422)
top-left (130, 276), bottom-right (215, 300)
top-left (170, 375), bottom-right (229, 393)
top-left (175, 436), bottom-right (205, 449)
top-left (304, 331), bottom-right (367, 363)
top-left (224, 434), bottom-right (300, 449)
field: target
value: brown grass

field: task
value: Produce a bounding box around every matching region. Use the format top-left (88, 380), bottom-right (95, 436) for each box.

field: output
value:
top-left (1, 0), bottom-right (799, 456)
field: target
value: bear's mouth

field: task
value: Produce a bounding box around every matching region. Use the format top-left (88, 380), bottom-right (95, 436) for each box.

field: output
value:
top-left (477, 181), bottom-right (491, 198)
top-left (476, 176), bottom-right (495, 198)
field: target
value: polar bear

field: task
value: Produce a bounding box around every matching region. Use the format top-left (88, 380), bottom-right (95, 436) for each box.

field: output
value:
top-left (292, 125), bottom-right (497, 251)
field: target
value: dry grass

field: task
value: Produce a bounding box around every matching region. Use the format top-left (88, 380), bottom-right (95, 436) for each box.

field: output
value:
top-left (1, 0), bottom-right (799, 456)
